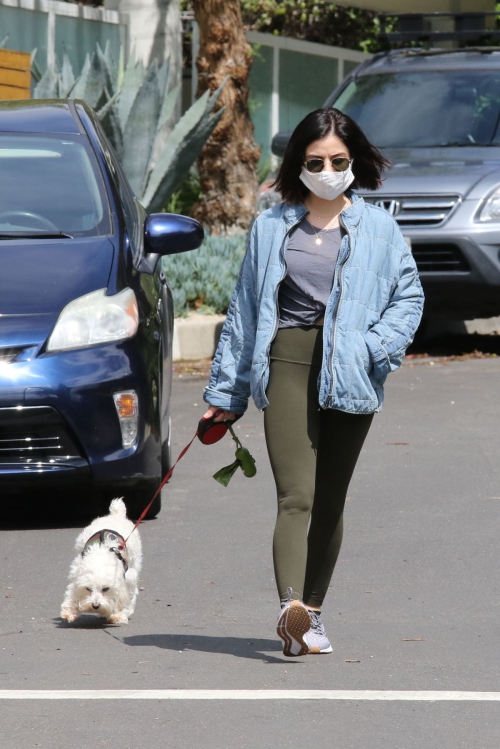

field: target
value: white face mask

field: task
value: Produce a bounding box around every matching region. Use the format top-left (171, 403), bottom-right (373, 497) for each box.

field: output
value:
top-left (299, 163), bottom-right (355, 201)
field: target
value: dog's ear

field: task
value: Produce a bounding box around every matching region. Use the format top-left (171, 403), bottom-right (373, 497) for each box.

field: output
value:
top-left (125, 568), bottom-right (138, 584)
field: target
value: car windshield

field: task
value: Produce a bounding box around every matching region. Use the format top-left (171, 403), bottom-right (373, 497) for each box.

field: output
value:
top-left (0, 134), bottom-right (111, 237)
top-left (333, 70), bottom-right (500, 148)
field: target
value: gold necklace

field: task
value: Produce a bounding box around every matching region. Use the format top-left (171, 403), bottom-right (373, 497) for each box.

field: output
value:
top-left (310, 211), bottom-right (338, 219)
top-left (307, 218), bottom-right (335, 246)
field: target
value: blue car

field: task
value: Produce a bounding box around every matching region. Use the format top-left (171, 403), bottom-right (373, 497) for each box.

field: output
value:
top-left (0, 100), bottom-right (203, 517)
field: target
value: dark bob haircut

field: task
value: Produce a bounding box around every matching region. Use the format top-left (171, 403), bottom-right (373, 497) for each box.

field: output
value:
top-left (273, 108), bottom-right (391, 204)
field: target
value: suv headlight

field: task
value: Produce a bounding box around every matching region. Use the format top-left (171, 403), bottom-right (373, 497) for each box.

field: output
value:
top-left (47, 288), bottom-right (139, 352)
top-left (477, 186), bottom-right (500, 222)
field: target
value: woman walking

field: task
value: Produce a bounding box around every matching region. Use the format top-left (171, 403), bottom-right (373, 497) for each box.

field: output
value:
top-left (202, 108), bottom-right (424, 657)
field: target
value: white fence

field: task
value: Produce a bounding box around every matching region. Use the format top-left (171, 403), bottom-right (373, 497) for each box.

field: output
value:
top-left (0, 0), bottom-right (128, 75)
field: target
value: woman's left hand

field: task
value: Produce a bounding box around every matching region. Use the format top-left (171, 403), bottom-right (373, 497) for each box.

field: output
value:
top-left (202, 405), bottom-right (238, 423)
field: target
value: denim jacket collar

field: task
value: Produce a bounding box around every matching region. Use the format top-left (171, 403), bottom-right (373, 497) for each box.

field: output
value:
top-left (282, 190), bottom-right (365, 232)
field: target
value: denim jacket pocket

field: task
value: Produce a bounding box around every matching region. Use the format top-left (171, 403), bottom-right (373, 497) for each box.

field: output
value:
top-left (355, 329), bottom-right (372, 374)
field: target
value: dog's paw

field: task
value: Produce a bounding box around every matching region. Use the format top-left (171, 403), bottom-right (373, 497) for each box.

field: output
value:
top-left (108, 612), bottom-right (129, 625)
top-left (61, 609), bottom-right (77, 623)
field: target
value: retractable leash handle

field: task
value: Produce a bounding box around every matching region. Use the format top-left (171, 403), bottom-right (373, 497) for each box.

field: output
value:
top-left (197, 410), bottom-right (243, 445)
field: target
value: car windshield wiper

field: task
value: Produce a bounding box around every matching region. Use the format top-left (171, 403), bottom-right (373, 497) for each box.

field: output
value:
top-left (0, 231), bottom-right (73, 239)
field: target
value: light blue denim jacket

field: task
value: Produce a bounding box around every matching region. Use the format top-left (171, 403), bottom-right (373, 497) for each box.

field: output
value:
top-left (203, 192), bottom-right (424, 415)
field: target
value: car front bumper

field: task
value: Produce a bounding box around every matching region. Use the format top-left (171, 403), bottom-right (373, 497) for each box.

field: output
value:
top-left (377, 197), bottom-right (500, 320)
top-left (0, 337), bottom-right (161, 487)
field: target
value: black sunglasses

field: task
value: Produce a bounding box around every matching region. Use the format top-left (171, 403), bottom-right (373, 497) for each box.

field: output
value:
top-left (304, 156), bottom-right (352, 174)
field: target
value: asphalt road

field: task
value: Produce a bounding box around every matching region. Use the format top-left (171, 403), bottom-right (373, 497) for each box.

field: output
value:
top-left (2, 352), bottom-right (500, 748)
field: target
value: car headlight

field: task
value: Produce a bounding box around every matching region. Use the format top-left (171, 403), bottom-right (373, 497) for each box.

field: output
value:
top-left (47, 288), bottom-right (139, 352)
top-left (477, 186), bottom-right (500, 222)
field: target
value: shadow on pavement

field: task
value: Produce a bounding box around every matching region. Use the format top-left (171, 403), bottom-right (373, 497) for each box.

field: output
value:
top-left (54, 616), bottom-right (116, 629)
top-left (121, 633), bottom-right (298, 664)
top-left (0, 492), bottom-right (98, 530)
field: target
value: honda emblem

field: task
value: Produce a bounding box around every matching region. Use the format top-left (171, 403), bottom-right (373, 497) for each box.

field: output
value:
top-left (375, 199), bottom-right (401, 217)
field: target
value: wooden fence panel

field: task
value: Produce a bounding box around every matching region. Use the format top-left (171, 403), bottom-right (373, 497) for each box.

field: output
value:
top-left (0, 49), bottom-right (31, 99)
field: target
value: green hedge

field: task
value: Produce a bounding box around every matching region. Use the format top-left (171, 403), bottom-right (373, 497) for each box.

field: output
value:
top-left (162, 233), bottom-right (247, 317)
top-left (241, 1), bottom-right (385, 54)
top-left (181, 1), bottom-right (387, 54)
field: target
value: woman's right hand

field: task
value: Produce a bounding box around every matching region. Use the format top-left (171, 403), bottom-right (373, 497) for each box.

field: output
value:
top-left (202, 405), bottom-right (238, 423)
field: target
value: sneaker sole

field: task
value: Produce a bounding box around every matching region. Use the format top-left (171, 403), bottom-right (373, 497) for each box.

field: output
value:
top-left (277, 601), bottom-right (311, 658)
top-left (308, 645), bottom-right (333, 654)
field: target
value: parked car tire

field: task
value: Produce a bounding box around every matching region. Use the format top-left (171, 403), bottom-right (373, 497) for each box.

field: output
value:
top-left (412, 317), bottom-right (429, 346)
top-left (99, 481), bottom-right (161, 521)
top-left (161, 413), bottom-right (172, 477)
top-left (124, 481), bottom-right (161, 521)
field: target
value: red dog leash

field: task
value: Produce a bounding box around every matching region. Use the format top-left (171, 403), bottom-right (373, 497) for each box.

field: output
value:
top-left (118, 429), bottom-right (199, 550)
top-left (119, 410), bottom-right (241, 550)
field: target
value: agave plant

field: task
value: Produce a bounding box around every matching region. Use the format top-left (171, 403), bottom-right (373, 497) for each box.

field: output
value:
top-left (33, 42), bottom-right (224, 212)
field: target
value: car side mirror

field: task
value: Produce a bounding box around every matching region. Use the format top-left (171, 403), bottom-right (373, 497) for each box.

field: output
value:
top-left (138, 213), bottom-right (204, 274)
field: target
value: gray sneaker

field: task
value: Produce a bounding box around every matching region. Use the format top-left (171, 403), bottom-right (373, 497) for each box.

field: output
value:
top-left (277, 588), bottom-right (311, 658)
top-left (303, 610), bottom-right (333, 654)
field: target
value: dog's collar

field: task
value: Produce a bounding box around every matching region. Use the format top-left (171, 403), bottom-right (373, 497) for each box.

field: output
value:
top-left (82, 529), bottom-right (128, 572)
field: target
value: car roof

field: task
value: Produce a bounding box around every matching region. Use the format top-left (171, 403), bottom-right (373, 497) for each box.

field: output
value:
top-left (0, 100), bottom-right (82, 134)
top-left (358, 47), bottom-right (500, 75)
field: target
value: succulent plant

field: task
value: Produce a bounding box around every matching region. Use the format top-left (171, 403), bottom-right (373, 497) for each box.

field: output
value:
top-left (161, 233), bottom-right (246, 317)
top-left (33, 42), bottom-right (225, 212)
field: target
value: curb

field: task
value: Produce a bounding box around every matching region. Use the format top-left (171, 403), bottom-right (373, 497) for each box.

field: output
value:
top-left (172, 314), bottom-right (500, 362)
top-left (173, 313), bottom-right (226, 361)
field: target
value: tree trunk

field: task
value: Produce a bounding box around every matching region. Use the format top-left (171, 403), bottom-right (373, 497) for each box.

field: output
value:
top-left (192, 0), bottom-right (260, 233)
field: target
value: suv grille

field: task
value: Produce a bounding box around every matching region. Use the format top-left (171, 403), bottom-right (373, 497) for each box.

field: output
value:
top-left (411, 243), bottom-right (470, 273)
top-left (0, 405), bottom-right (88, 471)
top-left (365, 195), bottom-right (460, 226)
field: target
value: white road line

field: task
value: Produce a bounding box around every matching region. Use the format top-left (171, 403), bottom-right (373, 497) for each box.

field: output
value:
top-left (0, 690), bottom-right (500, 701)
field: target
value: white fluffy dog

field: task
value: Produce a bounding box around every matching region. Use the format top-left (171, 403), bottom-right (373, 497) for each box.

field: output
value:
top-left (61, 498), bottom-right (142, 625)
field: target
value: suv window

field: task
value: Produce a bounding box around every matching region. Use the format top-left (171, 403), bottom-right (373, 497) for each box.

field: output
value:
top-left (334, 70), bottom-right (500, 148)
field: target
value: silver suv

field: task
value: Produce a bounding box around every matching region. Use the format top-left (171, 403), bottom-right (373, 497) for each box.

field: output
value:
top-left (259, 48), bottom-right (500, 321)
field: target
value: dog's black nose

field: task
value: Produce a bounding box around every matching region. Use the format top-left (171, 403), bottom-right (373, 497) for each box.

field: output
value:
top-left (92, 604), bottom-right (100, 610)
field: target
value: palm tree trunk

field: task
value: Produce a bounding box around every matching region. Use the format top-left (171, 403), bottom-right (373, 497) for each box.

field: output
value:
top-left (192, 0), bottom-right (260, 233)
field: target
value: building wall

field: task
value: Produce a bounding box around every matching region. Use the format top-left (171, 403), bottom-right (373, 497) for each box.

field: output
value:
top-left (247, 32), bottom-right (367, 163)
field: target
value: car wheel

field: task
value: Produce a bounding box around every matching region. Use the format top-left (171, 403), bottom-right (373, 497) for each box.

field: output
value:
top-left (100, 483), bottom-right (161, 521)
top-left (412, 316), bottom-right (428, 346)
top-left (124, 482), bottom-right (162, 521)
top-left (161, 413), bottom-right (172, 477)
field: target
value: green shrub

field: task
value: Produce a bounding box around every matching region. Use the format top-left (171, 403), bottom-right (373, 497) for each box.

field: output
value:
top-left (162, 233), bottom-right (246, 317)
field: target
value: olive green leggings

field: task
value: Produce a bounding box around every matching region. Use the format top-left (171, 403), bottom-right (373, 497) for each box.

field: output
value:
top-left (264, 325), bottom-right (374, 608)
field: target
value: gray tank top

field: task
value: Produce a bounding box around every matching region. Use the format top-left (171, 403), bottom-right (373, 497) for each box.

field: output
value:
top-left (278, 219), bottom-right (344, 329)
